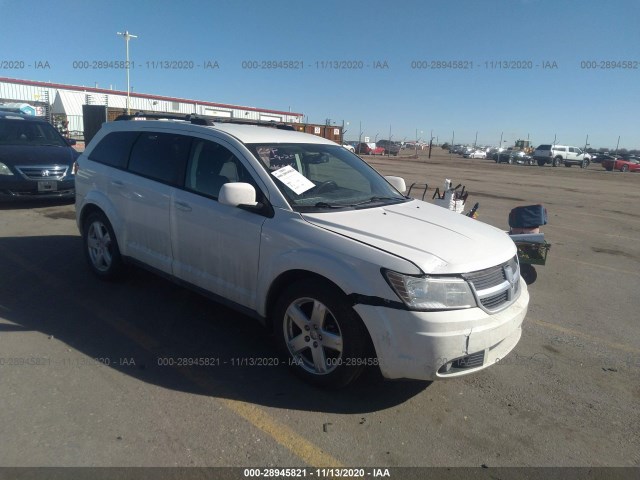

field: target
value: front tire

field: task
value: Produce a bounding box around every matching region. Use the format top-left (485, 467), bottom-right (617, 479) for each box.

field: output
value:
top-left (581, 159), bottom-right (590, 169)
top-left (621, 165), bottom-right (629, 172)
top-left (82, 211), bottom-right (124, 280)
top-left (273, 279), bottom-right (370, 388)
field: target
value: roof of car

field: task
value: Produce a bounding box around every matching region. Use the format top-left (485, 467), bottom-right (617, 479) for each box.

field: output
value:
top-left (102, 117), bottom-right (336, 145)
top-left (0, 111), bottom-right (48, 122)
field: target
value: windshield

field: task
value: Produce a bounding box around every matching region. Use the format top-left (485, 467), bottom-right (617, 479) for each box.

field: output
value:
top-left (0, 118), bottom-right (67, 147)
top-left (247, 143), bottom-right (408, 212)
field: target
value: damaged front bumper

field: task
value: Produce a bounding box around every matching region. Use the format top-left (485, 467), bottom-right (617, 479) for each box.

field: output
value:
top-left (353, 278), bottom-right (529, 381)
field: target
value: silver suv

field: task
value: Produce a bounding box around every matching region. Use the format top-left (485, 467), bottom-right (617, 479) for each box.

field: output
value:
top-left (533, 144), bottom-right (591, 168)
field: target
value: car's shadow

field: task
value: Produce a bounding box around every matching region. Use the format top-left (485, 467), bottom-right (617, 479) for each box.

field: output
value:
top-left (0, 235), bottom-right (430, 414)
top-left (0, 198), bottom-right (75, 210)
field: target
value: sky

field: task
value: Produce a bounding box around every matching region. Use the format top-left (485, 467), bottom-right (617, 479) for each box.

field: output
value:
top-left (1, 0), bottom-right (639, 149)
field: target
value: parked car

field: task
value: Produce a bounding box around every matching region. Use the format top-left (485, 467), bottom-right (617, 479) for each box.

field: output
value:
top-left (532, 144), bottom-right (591, 168)
top-left (0, 111), bottom-right (79, 200)
top-left (376, 139), bottom-right (401, 156)
top-left (591, 154), bottom-right (616, 163)
top-left (494, 149), bottom-right (514, 163)
top-left (342, 144), bottom-right (355, 153)
top-left (356, 142), bottom-right (385, 155)
top-left (75, 114), bottom-right (528, 388)
top-left (602, 157), bottom-right (640, 172)
top-left (512, 151), bottom-right (535, 166)
top-left (467, 150), bottom-right (487, 159)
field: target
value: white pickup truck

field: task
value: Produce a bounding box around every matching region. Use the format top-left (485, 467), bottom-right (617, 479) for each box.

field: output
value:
top-left (533, 144), bottom-right (592, 168)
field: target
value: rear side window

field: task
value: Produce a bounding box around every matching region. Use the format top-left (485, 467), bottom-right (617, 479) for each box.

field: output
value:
top-left (184, 138), bottom-right (255, 198)
top-left (128, 132), bottom-right (191, 185)
top-left (88, 131), bottom-right (139, 169)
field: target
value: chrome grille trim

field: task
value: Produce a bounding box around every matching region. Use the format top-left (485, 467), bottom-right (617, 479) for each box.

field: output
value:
top-left (463, 256), bottom-right (521, 313)
top-left (16, 165), bottom-right (68, 180)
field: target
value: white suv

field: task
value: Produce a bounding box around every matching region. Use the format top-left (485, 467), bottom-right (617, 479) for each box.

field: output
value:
top-left (533, 144), bottom-right (592, 168)
top-left (75, 115), bottom-right (528, 388)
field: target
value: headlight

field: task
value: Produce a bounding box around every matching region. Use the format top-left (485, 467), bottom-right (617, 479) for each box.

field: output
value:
top-left (0, 162), bottom-right (14, 176)
top-left (384, 270), bottom-right (476, 310)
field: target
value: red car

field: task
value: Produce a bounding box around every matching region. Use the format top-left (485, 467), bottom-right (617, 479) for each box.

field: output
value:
top-left (602, 157), bottom-right (640, 172)
top-left (356, 142), bottom-right (385, 155)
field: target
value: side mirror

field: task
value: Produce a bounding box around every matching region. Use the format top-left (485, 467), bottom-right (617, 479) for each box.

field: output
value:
top-left (384, 175), bottom-right (406, 194)
top-left (218, 183), bottom-right (274, 217)
top-left (66, 138), bottom-right (77, 146)
top-left (219, 182), bottom-right (256, 207)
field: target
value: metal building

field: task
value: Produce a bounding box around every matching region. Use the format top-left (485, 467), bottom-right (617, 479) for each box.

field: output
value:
top-left (0, 76), bottom-right (303, 137)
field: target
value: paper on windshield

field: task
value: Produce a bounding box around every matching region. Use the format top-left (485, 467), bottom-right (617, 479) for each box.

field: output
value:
top-left (271, 165), bottom-right (315, 195)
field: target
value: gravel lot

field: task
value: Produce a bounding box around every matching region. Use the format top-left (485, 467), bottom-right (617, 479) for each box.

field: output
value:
top-left (0, 149), bottom-right (638, 471)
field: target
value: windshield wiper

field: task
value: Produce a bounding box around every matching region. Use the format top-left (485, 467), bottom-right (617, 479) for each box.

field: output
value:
top-left (350, 196), bottom-right (405, 207)
top-left (313, 202), bottom-right (350, 209)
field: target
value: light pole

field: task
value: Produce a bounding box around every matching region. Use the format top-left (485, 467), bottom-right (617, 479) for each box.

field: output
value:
top-left (117, 30), bottom-right (138, 115)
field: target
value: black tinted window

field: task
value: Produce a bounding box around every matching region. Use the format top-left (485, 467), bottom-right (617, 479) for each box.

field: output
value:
top-left (128, 132), bottom-right (191, 185)
top-left (88, 131), bottom-right (138, 168)
top-left (0, 118), bottom-right (67, 147)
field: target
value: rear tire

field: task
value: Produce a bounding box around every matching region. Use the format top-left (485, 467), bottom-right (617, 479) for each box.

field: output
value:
top-left (537, 159), bottom-right (546, 167)
top-left (273, 278), bottom-right (370, 388)
top-left (82, 211), bottom-right (124, 281)
top-left (552, 157), bottom-right (562, 167)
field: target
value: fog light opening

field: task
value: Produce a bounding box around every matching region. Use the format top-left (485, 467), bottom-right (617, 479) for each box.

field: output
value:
top-left (438, 361), bottom-right (453, 374)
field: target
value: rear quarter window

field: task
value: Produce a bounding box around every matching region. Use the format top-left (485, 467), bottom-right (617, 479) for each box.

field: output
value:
top-left (88, 131), bottom-right (139, 169)
top-left (536, 145), bottom-right (551, 150)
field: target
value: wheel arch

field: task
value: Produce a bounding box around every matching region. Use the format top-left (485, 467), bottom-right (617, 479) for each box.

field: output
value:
top-left (264, 269), bottom-right (378, 359)
top-left (265, 269), bottom-right (346, 332)
top-left (78, 192), bottom-right (123, 244)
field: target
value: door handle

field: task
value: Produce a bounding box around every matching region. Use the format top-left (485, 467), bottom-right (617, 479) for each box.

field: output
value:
top-left (174, 201), bottom-right (192, 212)
top-left (110, 180), bottom-right (124, 188)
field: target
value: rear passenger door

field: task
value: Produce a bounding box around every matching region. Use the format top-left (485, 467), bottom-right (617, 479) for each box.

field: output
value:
top-left (170, 137), bottom-right (267, 310)
top-left (117, 130), bottom-right (190, 273)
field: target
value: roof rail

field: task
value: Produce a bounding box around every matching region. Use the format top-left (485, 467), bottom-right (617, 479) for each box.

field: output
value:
top-left (114, 111), bottom-right (295, 130)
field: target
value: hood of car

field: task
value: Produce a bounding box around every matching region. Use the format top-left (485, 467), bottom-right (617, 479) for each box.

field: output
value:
top-left (302, 199), bottom-right (516, 274)
top-left (0, 144), bottom-right (78, 168)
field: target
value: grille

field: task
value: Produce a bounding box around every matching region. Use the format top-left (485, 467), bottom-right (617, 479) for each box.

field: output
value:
top-left (480, 291), bottom-right (509, 309)
top-left (16, 165), bottom-right (68, 180)
top-left (465, 265), bottom-right (506, 290)
top-left (464, 256), bottom-right (520, 313)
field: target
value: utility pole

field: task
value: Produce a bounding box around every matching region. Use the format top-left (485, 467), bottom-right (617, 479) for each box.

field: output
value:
top-left (428, 129), bottom-right (433, 159)
top-left (117, 30), bottom-right (138, 115)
